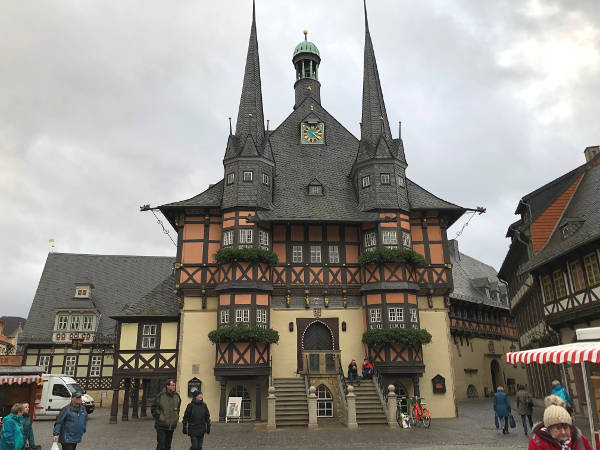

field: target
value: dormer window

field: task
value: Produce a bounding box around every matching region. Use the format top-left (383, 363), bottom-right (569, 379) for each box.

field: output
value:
top-left (309, 185), bottom-right (322, 196)
top-left (362, 176), bottom-right (371, 188)
top-left (227, 172), bottom-right (235, 185)
top-left (243, 171), bottom-right (253, 182)
top-left (397, 175), bottom-right (405, 188)
top-left (380, 173), bottom-right (391, 185)
top-left (262, 173), bottom-right (270, 186)
top-left (74, 283), bottom-right (93, 298)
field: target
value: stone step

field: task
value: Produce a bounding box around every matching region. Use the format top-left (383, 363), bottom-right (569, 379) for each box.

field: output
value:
top-left (276, 410), bottom-right (309, 417)
top-left (275, 419), bottom-right (309, 427)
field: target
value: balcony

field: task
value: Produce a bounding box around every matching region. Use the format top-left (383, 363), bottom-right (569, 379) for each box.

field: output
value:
top-left (367, 343), bottom-right (425, 375)
top-left (300, 350), bottom-right (341, 375)
top-left (214, 341), bottom-right (270, 377)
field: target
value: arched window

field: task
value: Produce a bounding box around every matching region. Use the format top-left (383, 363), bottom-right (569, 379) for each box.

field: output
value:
top-left (467, 384), bottom-right (478, 398)
top-left (229, 385), bottom-right (251, 419)
top-left (395, 383), bottom-right (409, 415)
top-left (316, 385), bottom-right (333, 417)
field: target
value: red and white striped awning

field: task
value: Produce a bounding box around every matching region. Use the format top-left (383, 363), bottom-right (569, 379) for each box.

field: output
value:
top-left (506, 341), bottom-right (600, 365)
top-left (0, 375), bottom-right (42, 385)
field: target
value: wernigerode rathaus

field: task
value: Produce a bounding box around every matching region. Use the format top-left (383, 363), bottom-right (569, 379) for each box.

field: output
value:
top-left (111, 1), bottom-right (475, 425)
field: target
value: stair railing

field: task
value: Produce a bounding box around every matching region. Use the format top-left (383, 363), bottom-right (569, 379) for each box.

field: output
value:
top-left (337, 361), bottom-right (348, 399)
top-left (371, 360), bottom-right (388, 404)
top-left (268, 355), bottom-right (273, 387)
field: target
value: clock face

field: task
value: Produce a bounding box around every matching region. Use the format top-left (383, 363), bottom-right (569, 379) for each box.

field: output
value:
top-left (301, 122), bottom-right (324, 144)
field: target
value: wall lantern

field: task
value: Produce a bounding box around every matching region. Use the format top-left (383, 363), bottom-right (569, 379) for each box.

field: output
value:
top-left (432, 374), bottom-right (446, 394)
top-left (188, 377), bottom-right (202, 398)
top-left (342, 321), bottom-right (347, 332)
top-left (289, 322), bottom-right (294, 332)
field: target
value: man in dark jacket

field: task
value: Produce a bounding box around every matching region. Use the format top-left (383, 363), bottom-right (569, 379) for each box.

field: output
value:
top-left (183, 390), bottom-right (211, 450)
top-left (348, 360), bottom-right (359, 384)
top-left (53, 393), bottom-right (88, 450)
top-left (152, 379), bottom-right (182, 450)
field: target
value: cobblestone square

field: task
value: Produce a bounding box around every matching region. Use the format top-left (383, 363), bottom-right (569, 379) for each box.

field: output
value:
top-left (29, 399), bottom-right (579, 450)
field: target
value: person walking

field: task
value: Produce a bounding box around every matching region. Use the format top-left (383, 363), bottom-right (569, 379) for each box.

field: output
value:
top-left (182, 390), bottom-right (210, 450)
top-left (347, 360), bottom-right (359, 385)
top-left (151, 379), bottom-right (182, 450)
top-left (52, 392), bottom-right (88, 450)
top-left (0, 403), bottom-right (25, 450)
top-left (528, 395), bottom-right (592, 449)
top-left (517, 385), bottom-right (534, 435)
top-left (551, 380), bottom-right (573, 414)
top-left (20, 403), bottom-right (35, 449)
top-left (493, 386), bottom-right (512, 434)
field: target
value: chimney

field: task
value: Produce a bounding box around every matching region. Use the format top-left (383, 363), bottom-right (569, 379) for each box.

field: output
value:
top-left (584, 145), bottom-right (600, 163)
top-left (447, 239), bottom-right (460, 261)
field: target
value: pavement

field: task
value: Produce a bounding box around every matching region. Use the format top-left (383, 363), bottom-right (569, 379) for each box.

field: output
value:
top-left (29, 399), bottom-right (591, 449)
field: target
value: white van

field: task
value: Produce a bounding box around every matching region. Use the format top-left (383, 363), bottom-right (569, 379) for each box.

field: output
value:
top-left (35, 374), bottom-right (95, 417)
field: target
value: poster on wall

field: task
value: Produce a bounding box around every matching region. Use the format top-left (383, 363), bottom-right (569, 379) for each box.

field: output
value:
top-left (226, 396), bottom-right (242, 423)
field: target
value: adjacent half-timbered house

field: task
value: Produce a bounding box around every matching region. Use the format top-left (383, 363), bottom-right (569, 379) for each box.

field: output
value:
top-left (20, 253), bottom-right (173, 406)
top-left (447, 239), bottom-right (526, 400)
top-left (499, 146), bottom-right (600, 412)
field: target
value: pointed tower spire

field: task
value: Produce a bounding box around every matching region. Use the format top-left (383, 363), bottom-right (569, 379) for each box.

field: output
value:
top-left (361, 0), bottom-right (392, 146)
top-left (235, 0), bottom-right (265, 146)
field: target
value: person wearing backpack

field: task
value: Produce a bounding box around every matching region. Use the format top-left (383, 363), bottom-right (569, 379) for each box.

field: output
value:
top-left (517, 384), bottom-right (534, 435)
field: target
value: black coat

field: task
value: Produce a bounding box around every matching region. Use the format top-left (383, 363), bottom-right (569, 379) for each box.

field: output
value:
top-left (182, 399), bottom-right (211, 437)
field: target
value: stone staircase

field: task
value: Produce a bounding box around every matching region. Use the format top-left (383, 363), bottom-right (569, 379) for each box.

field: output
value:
top-left (352, 379), bottom-right (388, 425)
top-left (273, 377), bottom-right (309, 427)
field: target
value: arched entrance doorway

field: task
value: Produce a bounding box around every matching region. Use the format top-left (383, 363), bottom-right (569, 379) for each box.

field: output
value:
top-left (303, 322), bottom-right (334, 350)
top-left (491, 359), bottom-right (501, 392)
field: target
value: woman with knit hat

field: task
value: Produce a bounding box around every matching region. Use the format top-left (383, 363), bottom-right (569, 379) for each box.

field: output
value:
top-left (528, 395), bottom-right (592, 449)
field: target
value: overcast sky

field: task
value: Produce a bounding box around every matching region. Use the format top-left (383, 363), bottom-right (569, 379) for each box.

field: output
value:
top-left (1, 0), bottom-right (598, 318)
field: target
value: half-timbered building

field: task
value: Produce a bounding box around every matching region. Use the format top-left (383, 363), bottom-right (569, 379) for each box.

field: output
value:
top-left (447, 239), bottom-right (525, 400)
top-left (499, 145), bottom-right (600, 412)
top-left (127, 3), bottom-right (476, 424)
top-left (20, 253), bottom-right (174, 406)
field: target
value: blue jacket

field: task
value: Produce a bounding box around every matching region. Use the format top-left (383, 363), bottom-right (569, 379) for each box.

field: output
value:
top-left (493, 390), bottom-right (511, 417)
top-left (552, 384), bottom-right (572, 404)
top-left (53, 404), bottom-right (87, 444)
top-left (20, 415), bottom-right (34, 447)
top-left (0, 414), bottom-right (25, 450)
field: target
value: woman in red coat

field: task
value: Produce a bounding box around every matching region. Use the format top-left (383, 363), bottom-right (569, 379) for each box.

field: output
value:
top-left (529, 395), bottom-right (592, 449)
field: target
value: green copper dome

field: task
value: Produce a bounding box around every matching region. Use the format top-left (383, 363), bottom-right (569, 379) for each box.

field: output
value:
top-left (293, 41), bottom-right (320, 57)
top-left (293, 38), bottom-right (320, 58)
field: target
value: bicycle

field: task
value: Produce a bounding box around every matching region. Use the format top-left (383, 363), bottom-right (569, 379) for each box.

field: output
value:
top-left (397, 396), bottom-right (431, 428)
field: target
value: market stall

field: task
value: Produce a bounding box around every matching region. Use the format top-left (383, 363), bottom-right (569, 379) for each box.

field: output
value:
top-left (0, 366), bottom-right (44, 418)
top-left (506, 330), bottom-right (600, 450)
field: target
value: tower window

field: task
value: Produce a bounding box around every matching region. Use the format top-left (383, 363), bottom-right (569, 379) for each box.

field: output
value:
top-left (382, 230), bottom-right (398, 248)
top-left (397, 175), bottom-right (405, 188)
top-left (239, 229), bottom-right (253, 248)
top-left (262, 173), bottom-right (270, 186)
top-left (223, 230), bottom-right (234, 247)
top-left (243, 171), bottom-right (253, 182)
top-left (364, 231), bottom-right (377, 251)
top-left (259, 230), bottom-right (270, 250)
top-left (362, 176), bottom-right (371, 188)
top-left (227, 173), bottom-right (235, 185)
top-left (381, 173), bottom-right (391, 185)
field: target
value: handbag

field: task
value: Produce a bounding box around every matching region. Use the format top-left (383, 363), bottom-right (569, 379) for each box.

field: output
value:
top-left (509, 415), bottom-right (516, 428)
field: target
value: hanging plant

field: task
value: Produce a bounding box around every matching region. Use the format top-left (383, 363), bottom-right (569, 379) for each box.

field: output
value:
top-left (208, 324), bottom-right (279, 344)
top-left (214, 248), bottom-right (278, 266)
top-left (358, 248), bottom-right (427, 267)
top-left (362, 328), bottom-right (432, 347)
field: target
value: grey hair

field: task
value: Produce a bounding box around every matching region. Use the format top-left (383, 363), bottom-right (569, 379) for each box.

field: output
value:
top-left (10, 403), bottom-right (24, 414)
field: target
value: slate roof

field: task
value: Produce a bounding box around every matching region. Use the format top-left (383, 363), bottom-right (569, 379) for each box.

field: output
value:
top-left (158, 3), bottom-right (466, 226)
top-left (0, 316), bottom-right (26, 338)
top-left (117, 275), bottom-right (179, 317)
top-left (520, 158), bottom-right (600, 273)
top-left (448, 240), bottom-right (509, 309)
top-left (21, 253), bottom-right (174, 344)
